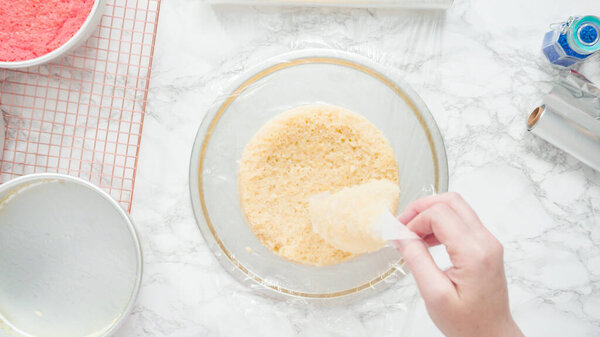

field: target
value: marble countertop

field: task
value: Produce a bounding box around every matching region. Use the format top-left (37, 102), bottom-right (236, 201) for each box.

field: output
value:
top-left (122, 0), bottom-right (600, 336)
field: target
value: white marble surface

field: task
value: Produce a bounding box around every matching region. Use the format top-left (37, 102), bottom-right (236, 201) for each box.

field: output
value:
top-left (122, 0), bottom-right (600, 336)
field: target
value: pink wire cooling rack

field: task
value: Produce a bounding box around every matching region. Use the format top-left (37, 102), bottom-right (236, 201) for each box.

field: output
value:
top-left (0, 0), bottom-right (161, 211)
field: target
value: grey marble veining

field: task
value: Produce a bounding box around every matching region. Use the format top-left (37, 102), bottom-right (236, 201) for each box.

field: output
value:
top-left (122, 0), bottom-right (600, 336)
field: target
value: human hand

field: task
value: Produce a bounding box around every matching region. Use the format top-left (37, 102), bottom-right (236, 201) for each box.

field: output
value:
top-left (396, 192), bottom-right (524, 337)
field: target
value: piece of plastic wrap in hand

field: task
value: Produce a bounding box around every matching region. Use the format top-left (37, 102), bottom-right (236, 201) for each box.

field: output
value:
top-left (377, 211), bottom-right (421, 241)
top-left (206, 0), bottom-right (453, 9)
top-left (527, 99), bottom-right (600, 172)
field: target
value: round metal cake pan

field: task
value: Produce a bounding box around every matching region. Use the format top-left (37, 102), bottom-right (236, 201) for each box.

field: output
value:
top-left (0, 173), bottom-right (142, 337)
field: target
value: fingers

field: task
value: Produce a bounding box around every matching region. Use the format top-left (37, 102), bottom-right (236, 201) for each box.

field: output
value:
top-left (394, 195), bottom-right (475, 306)
top-left (396, 238), bottom-right (457, 304)
top-left (423, 234), bottom-right (441, 247)
top-left (403, 203), bottom-right (472, 248)
top-left (399, 192), bottom-right (481, 230)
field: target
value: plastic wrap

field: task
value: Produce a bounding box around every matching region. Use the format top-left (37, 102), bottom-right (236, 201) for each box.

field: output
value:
top-left (527, 70), bottom-right (600, 171)
top-left (528, 104), bottom-right (600, 171)
top-left (207, 0), bottom-right (453, 9)
top-left (188, 49), bottom-right (448, 307)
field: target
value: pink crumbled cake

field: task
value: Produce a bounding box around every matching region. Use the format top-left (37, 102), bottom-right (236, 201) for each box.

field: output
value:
top-left (0, 0), bottom-right (95, 62)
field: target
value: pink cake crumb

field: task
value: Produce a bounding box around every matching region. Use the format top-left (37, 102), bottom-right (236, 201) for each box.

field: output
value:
top-left (0, 0), bottom-right (95, 62)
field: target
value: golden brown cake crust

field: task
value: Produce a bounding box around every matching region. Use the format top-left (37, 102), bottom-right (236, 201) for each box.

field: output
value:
top-left (238, 104), bottom-right (399, 266)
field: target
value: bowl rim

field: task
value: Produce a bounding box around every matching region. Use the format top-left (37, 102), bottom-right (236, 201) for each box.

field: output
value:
top-left (0, 0), bottom-right (105, 69)
top-left (188, 48), bottom-right (449, 302)
top-left (0, 173), bottom-right (143, 337)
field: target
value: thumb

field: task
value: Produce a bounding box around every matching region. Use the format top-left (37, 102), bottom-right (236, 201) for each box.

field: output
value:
top-left (396, 238), bottom-right (456, 302)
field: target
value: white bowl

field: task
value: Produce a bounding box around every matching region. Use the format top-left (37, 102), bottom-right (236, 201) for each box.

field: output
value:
top-left (189, 49), bottom-right (449, 303)
top-left (0, 0), bottom-right (106, 69)
top-left (0, 174), bottom-right (142, 337)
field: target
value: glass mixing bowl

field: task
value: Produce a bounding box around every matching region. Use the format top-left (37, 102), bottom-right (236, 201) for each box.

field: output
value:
top-left (189, 49), bottom-right (448, 303)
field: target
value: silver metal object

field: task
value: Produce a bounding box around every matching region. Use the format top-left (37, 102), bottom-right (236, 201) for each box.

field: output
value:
top-left (555, 70), bottom-right (600, 119)
top-left (527, 71), bottom-right (600, 171)
top-left (527, 103), bottom-right (600, 171)
top-left (0, 174), bottom-right (142, 337)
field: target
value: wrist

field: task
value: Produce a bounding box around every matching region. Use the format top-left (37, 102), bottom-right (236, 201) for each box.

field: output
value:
top-left (497, 317), bottom-right (524, 337)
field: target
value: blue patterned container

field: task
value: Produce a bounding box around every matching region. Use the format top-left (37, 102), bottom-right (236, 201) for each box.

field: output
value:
top-left (542, 16), bottom-right (600, 67)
